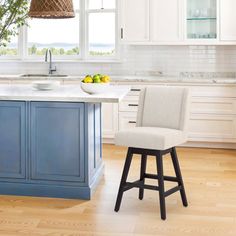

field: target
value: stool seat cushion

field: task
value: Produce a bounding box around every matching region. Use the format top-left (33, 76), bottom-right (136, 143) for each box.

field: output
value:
top-left (115, 127), bottom-right (187, 151)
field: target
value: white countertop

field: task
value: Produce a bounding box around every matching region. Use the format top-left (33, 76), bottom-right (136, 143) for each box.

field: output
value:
top-left (0, 84), bottom-right (130, 103)
top-left (110, 76), bottom-right (236, 85)
top-left (1, 74), bottom-right (236, 85)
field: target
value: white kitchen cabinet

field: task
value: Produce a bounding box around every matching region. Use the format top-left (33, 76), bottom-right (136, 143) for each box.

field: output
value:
top-left (119, 0), bottom-right (236, 45)
top-left (120, 0), bottom-right (149, 42)
top-left (102, 103), bottom-right (118, 140)
top-left (188, 114), bottom-right (236, 143)
top-left (220, 0), bottom-right (236, 41)
top-left (191, 97), bottom-right (236, 115)
top-left (150, 0), bottom-right (183, 42)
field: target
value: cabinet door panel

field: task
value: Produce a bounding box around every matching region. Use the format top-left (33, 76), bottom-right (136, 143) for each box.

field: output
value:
top-left (30, 102), bottom-right (85, 182)
top-left (220, 0), bottom-right (236, 41)
top-left (188, 114), bottom-right (236, 142)
top-left (0, 101), bottom-right (26, 179)
top-left (191, 97), bottom-right (236, 115)
top-left (120, 0), bottom-right (149, 42)
top-left (150, 0), bottom-right (182, 42)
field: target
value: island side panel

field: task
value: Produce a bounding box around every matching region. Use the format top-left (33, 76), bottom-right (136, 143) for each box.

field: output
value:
top-left (85, 103), bottom-right (103, 192)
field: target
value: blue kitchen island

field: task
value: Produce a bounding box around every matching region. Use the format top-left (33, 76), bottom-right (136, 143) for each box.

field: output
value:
top-left (0, 84), bottom-right (129, 199)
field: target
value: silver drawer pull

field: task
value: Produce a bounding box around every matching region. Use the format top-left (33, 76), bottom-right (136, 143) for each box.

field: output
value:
top-left (131, 89), bottom-right (141, 92)
top-left (128, 121), bottom-right (136, 124)
top-left (128, 104), bottom-right (138, 107)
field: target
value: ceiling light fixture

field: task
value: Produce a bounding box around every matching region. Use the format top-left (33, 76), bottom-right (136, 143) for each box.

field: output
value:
top-left (28, 0), bottom-right (75, 19)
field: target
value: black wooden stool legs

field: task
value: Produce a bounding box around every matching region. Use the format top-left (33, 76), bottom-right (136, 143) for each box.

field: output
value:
top-left (139, 154), bottom-right (147, 200)
top-left (114, 148), bottom-right (133, 212)
top-left (170, 147), bottom-right (188, 207)
top-left (114, 147), bottom-right (188, 220)
top-left (156, 151), bottom-right (166, 220)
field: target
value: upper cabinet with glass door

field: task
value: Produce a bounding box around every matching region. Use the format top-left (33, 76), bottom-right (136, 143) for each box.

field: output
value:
top-left (186, 0), bottom-right (217, 40)
top-left (119, 0), bottom-right (236, 45)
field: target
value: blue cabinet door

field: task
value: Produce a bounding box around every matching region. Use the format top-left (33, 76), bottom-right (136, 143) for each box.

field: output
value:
top-left (0, 101), bottom-right (26, 179)
top-left (30, 102), bottom-right (85, 183)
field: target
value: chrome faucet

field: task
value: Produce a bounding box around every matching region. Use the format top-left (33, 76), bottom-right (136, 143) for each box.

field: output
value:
top-left (45, 49), bottom-right (57, 75)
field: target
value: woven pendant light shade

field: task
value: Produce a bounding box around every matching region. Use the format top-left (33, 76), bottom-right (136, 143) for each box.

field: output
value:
top-left (29, 0), bottom-right (75, 19)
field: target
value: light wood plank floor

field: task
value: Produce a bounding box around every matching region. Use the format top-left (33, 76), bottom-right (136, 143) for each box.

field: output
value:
top-left (0, 145), bottom-right (236, 236)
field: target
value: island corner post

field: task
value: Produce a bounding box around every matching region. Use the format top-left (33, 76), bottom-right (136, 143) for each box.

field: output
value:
top-left (0, 101), bottom-right (104, 199)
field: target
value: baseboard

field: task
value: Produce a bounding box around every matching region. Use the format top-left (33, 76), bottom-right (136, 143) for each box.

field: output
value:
top-left (103, 138), bottom-right (115, 144)
top-left (0, 182), bottom-right (91, 200)
top-left (181, 141), bottom-right (236, 150)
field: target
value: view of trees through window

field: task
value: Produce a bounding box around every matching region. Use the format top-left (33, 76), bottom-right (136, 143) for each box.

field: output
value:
top-left (27, 15), bottom-right (80, 56)
top-left (0, 0), bottom-right (116, 58)
top-left (0, 35), bottom-right (18, 56)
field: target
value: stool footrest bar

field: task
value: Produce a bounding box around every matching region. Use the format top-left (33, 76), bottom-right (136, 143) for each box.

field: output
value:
top-left (164, 186), bottom-right (182, 197)
top-left (124, 180), bottom-right (182, 197)
top-left (124, 180), bottom-right (159, 191)
top-left (144, 173), bottom-right (179, 182)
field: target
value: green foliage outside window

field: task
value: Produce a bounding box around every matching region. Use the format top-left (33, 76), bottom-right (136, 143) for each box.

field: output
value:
top-left (0, 0), bottom-right (29, 47)
top-left (28, 45), bottom-right (80, 56)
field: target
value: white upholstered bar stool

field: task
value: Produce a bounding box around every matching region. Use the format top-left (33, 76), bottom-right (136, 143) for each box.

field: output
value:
top-left (114, 86), bottom-right (190, 220)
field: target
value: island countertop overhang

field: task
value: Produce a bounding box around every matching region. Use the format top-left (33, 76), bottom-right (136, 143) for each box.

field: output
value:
top-left (0, 84), bottom-right (130, 103)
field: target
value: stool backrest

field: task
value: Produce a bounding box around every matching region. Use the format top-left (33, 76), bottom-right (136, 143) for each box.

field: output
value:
top-left (136, 86), bottom-right (190, 131)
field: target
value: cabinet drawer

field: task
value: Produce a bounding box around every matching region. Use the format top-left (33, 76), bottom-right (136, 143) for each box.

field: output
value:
top-left (128, 87), bottom-right (142, 96)
top-left (119, 112), bottom-right (137, 130)
top-left (188, 114), bottom-right (236, 142)
top-left (119, 100), bottom-right (139, 112)
top-left (191, 97), bottom-right (236, 115)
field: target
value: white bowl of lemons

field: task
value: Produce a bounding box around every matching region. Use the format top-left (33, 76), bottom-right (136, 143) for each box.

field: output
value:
top-left (81, 74), bottom-right (111, 94)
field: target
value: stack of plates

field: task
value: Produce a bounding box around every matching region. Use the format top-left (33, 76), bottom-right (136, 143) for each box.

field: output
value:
top-left (32, 80), bottom-right (60, 90)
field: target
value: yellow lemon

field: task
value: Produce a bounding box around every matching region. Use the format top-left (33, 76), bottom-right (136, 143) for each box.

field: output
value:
top-left (101, 75), bottom-right (110, 83)
top-left (83, 76), bottom-right (93, 83)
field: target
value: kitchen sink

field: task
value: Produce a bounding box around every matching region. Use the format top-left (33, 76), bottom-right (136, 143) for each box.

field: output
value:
top-left (21, 74), bottom-right (68, 78)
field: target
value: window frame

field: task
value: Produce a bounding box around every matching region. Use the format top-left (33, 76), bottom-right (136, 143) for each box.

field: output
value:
top-left (85, 0), bottom-right (118, 60)
top-left (0, 0), bottom-right (119, 62)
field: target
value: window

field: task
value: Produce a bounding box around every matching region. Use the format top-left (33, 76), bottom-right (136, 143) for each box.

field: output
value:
top-left (0, 0), bottom-right (117, 60)
top-left (27, 16), bottom-right (80, 57)
top-left (87, 4), bottom-right (116, 56)
top-left (87, 0), bottom-right (116, 57)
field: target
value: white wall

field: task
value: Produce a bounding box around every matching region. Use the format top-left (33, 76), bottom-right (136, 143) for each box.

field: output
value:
top-left (0, 45), bottom-right (236, 77)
